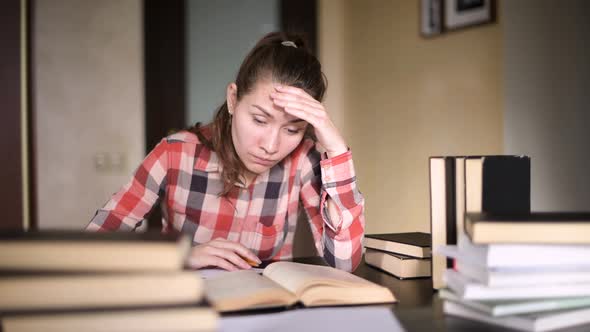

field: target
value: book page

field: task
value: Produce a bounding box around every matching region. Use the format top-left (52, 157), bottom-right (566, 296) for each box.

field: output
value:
top-left (262, 262), bottom-right (376, 295)
top-left (204, 270), bottom-right (297, 312)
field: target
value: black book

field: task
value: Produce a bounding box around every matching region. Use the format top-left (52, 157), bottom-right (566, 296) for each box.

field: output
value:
top-left (364, 232), bottom-right (431, 258)
top-left (464, 155), bottom-right (531, 216)
top-left (465, 212), bottom-right (590, 244)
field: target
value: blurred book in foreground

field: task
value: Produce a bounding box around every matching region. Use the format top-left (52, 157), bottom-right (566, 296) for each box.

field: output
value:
top-left (0, 231), bottom-right (191, 272)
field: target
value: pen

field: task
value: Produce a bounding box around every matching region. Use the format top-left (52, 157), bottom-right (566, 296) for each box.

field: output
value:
top-left (242, 256), bottom-right (260, 267)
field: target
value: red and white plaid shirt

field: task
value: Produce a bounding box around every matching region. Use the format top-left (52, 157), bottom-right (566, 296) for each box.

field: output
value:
top-left (87, 131), bottom-right (365, 271)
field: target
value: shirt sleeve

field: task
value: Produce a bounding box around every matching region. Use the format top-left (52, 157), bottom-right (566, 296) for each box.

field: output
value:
top-left (86, 139), bottom-right (169, 232)
top-left (299, 146), bottom-right (365, 272)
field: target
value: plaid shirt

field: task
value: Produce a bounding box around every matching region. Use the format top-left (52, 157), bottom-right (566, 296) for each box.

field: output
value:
top-left (87, 131), bottom-right (365, 271)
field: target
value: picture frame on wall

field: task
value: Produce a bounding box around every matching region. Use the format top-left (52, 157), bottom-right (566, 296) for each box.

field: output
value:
top-left (420, 0), bottom-right (443, 37)
top-left (444, 0), bottom-right (495, 31)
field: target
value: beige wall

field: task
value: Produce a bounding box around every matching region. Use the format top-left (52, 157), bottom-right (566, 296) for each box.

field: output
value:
top-left (319, 0), bottom-right (503, 234)
top-left (503, 0), bottom-right (590, 211)
top-left (34, 0), bottom-right (144, 229)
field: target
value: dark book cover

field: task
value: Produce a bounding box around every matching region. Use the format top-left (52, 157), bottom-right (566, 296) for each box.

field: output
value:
top-left (480, 156), bottom-right (531, 215)
top-left (444, 157), bottom-right (457, 261)
top-left (365, 232), bottom-right (431, 248)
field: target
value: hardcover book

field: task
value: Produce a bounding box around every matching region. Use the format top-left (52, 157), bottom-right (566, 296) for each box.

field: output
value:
top-left (429, 156), bottom-right (456, 289)
top-left (444, 300), bottom-right (590, 332)
top-left (0, 231), bottom-right (191, 272)
top-left (440, 288), bottom-right (590, 317)
top-left (2, 307), bottom-right (217, 332)
top-left (0, 272), bottom-right (203, 312)
top-left (364, 248), bottom-right (431, 279)
top-left (204, 261), bottom-right (396, 312)
top-left (444, 269), bottom-right (590, 301)
top-left (465, 212), bottom-right (590, 244)
top-left (364, 232), bottom-right (431, 258)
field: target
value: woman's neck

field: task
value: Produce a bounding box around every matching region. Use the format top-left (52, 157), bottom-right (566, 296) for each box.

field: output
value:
top-left (241, 171), bottom-right (257, 188)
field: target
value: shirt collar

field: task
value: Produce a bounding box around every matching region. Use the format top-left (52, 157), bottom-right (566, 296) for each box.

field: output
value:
top-left (194, 147), bottom-right (221, 173)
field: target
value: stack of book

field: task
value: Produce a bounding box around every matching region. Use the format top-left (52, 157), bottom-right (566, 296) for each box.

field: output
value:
top-left (429, 155), bottom-right (531, 289)
top-left (437, 214), bottom-right (590, 331)
top-left (0, 231), bottom-right (217, 332)
top-left (363, 232), bottom-right (432, 279)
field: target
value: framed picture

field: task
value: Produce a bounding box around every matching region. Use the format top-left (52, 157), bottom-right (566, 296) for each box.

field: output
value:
top-left (420, 0), bottom-right (443, 37)
top-left (444, 0), bottom-right (495, 30)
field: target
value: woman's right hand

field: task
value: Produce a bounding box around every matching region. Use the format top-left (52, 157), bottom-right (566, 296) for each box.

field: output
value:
top-left (186, 238), bottom-right (262, 271)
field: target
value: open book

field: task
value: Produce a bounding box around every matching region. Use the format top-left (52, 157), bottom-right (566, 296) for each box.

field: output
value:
top-left (204, 261), bottom-right (396, 312)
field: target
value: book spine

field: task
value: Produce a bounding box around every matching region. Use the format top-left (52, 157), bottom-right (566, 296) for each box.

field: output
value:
top-left (430, 157), bottom-right (456, 290)
top-left (445, 157), bottom-right (457, 269)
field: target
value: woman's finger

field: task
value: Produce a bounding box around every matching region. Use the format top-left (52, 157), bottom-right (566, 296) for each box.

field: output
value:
top-left (186, 252), bottom-right (237, 271)
top-left (205, 245), bottom-right (252, 270)
top-left (272, 98), bottom-right (322, 118)
top-left (274, 85), bottom-right (319, 104)
top-left (271, 91), bottom-right (321, 109)
top-left (209, 238), bottom-right (261, 265)
top-left (275, 101), bottom-right (322, 126)
top-left (272, 96), bottom-right (324, 115)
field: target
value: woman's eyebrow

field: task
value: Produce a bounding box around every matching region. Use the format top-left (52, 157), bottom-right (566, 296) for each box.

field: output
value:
top-left (252, 104), bottom-right (305, 124)
top-left (252, 105), bottom-right (273, 118)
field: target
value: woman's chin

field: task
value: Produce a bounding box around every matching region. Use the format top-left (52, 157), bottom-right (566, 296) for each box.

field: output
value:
top-left (245, 162), bottom-right (271, 175)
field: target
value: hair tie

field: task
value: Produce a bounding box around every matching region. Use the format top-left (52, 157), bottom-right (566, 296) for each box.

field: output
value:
top-left (281, 41), bottom-right (298, 48)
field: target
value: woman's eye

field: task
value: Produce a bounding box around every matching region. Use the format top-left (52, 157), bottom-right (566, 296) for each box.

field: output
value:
top-left (286, 128), bottom-right (301, 135)
top-left (253, 117), bottom-right (266, 125)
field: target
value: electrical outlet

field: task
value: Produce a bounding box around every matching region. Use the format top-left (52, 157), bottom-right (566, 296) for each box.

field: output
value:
top-left (94, 152), bottom-right (127, 173)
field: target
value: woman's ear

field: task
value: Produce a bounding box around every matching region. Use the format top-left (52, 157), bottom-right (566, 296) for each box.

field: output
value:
top-left (226, 83), bottom-right (238, 114)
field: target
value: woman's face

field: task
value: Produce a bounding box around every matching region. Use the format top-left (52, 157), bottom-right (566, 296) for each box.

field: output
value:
top-left (227, 79), bottom-right (308, 176)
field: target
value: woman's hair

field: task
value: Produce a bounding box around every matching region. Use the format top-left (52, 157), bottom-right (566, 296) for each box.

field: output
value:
top-left (190, 32), bottom-right (327, 196)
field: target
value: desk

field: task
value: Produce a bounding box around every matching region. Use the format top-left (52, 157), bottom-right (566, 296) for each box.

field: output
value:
top-left (293, 257), bottom-right (590, 332)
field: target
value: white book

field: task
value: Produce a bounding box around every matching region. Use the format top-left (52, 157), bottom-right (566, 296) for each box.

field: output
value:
top-left (458, 234), bottom-right (590, 268)
top-left (435, 237), bottom-right (590, 269)
top-left (444, 269), bottom-right (590, 300)
top-left (439, 289), bottom-right (590, 317)
top-left (456, 260), bottom-right (590, 287)
top-left (444, 300), bottom-right (590, 332)
top-left (436, 244), bottom-right (590, 287)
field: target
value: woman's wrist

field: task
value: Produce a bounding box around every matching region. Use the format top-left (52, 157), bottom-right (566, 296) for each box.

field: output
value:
top-left (325, 145), bottom-right (349, 159)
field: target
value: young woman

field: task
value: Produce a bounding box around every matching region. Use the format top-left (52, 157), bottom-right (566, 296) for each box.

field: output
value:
top-left (87, 32), bottom-right (365, 272)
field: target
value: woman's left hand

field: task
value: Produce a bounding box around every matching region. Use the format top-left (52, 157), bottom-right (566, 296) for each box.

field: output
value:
top-left (270, 85), bottom-right (348, 158)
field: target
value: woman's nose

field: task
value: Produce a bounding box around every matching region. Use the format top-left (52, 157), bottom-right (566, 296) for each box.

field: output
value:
top-left (261, 130), bottom-right (279, 155)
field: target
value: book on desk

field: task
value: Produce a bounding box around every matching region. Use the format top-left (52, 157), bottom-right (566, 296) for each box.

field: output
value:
top-left (0, 231), bottom-right (217, 332)
top-left (363, 232), bottom-right (432, 279)
top-left (204, 261), bottom-right (396, 312)
top-left (429, 155), bottom-right (531, 289)
top-left (437, 225), bottom-right (590, 331)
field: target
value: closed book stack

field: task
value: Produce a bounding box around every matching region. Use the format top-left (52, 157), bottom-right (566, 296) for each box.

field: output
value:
top-left (429, 155), bottom-right (531, 289)
top-left (0, 231), bottom-right (217, 332)
top-left (437, 227), bottom-right (590, 332)
top-left (364, 232), bottom-right (431, 279)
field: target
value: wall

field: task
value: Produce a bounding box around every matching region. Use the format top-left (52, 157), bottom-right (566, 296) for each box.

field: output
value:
top-left (34, 0), bottom-right (144, 229)
top-left (319, 0), bottom-right (504, 233)
top-left (503, 0), bottom-right (590, 211)
top-left (187, 0), bottom-right (279, 125)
